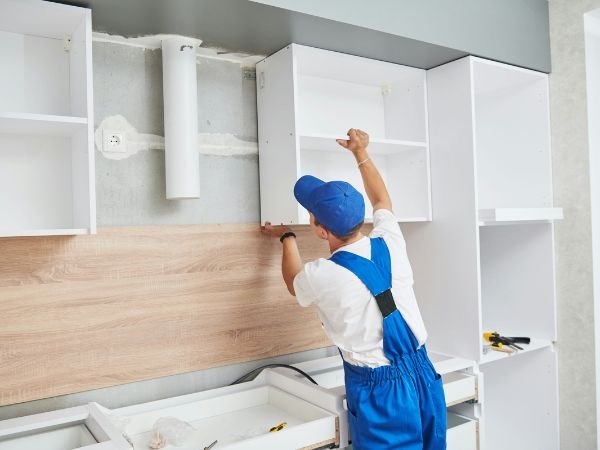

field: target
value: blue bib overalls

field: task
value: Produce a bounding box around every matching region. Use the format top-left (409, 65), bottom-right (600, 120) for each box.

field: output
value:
top-left (330, 237), bottom-right (447, 450)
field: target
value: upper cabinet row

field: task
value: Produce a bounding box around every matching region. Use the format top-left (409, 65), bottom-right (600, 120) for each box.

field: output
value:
top-left (257, 44), bottom-right (561, 227)
top-left (0, 0), bottom-right (94, 237)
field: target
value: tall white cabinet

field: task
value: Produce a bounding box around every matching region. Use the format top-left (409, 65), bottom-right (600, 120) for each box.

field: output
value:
top-left (0, 0), bottom-right (95, 237)
top-left (258, 47), bottom-right (560, 450)
top-left (407, 56), bottom-right (560, 450)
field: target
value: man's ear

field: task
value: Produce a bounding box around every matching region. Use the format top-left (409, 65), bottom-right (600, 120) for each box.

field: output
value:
top-left (316, 224), bottom-right (328, 240)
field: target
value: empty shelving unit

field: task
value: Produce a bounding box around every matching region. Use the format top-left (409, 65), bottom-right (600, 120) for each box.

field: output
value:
top-left (404, 56), bottom-right (560, 450)
top-left (0, 0), bottom-right (95, 237)
top-left (256, 44), bottom-right (431, 225)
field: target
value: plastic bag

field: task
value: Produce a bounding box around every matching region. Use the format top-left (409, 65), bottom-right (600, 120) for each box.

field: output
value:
top-left (150, 417), bottom-right (195, 447)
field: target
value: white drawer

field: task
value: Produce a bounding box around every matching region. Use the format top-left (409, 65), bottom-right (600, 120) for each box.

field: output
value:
top-left (447, 413), bottom-right (477, 450)
top-left (443, 372), bottom-right (477, 406)
top-left (0, 403), bottom-right (131, 450)
top-left (110, 383), bottom-right (338, 450)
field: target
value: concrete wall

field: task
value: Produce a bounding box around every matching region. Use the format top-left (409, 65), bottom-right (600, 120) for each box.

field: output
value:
top-left (93, 40), bottom-right (260, 226)
top-left (549, 0), bottom-right (600, 448)
top-left (0, 38), bottom-right (336, 420)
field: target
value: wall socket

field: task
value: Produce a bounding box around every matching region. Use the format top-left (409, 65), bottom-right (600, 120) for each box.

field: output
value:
top-left (103, 130), bottom-right (125, 153)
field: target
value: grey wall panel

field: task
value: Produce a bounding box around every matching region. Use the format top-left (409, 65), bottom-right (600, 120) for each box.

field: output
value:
top-left (251, 0), bottom-right (551, 71)
top-left (54, 0), bottom-right (547, 71)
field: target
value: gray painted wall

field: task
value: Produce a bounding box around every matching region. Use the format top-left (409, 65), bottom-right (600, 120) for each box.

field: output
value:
top-left (56, 0), bottom-right (549, 71)
top-left (549, 0), bottom-right (600, 448)
top-left (252, 0), bottom-right (552, 72)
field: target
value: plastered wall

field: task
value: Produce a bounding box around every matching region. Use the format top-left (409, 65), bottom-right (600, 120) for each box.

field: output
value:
top-left (549, 0), bottom-right (600, 447)
top-left (93, 39), bottom-right (260, 226)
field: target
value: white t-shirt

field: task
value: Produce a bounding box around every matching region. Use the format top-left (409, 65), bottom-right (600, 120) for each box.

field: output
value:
top-left (293, 209), bottom-right (428, 367)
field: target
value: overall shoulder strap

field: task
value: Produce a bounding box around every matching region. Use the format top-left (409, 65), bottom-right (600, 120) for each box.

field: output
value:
top-left (370, 237), bottom-right (392, 287)
top-left (329, 239), bottom-right (396, 318)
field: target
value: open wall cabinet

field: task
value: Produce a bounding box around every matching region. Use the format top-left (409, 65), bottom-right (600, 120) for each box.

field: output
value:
top-left (258, 49), bottom-right (560, 449)
top-left (256, 44), bottom-right (432, 224)
top-left (0, 0), bottom-right (95, 237)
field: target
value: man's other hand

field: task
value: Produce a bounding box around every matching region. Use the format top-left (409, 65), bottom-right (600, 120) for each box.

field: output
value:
top-left (261, 222), bottom-right (292, 238)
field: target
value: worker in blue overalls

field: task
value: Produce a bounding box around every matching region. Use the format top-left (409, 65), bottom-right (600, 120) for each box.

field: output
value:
top-left (262, 128), bottom-right (446, 449)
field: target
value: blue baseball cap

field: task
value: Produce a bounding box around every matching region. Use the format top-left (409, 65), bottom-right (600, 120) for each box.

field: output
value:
top-left (294, 175), bottom-right (365, 235)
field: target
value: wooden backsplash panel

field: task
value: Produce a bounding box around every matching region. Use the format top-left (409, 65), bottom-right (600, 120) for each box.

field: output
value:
top-left (0, 225), bottom-right (332, 406)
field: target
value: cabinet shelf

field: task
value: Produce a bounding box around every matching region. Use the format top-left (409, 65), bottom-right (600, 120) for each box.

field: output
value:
top-left (480, 338), bottom-right (553, 365)
top-left (479, 207), bottom-right (563, 226)
top-left (0, 112), bottom-right (88, 136)
top-left (299, 134), bottom-right (427, 155)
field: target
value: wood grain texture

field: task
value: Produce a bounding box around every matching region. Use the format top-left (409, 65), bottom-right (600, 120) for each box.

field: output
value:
top-left (0, 225), bottom-right (332, 406)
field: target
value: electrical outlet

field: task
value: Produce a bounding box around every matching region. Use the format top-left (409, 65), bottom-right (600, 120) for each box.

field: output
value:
top-left (103, 130), bottom-right (125, 153)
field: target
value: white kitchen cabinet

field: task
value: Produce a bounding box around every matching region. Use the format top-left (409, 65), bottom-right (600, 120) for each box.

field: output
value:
top-left (401, 56), bottom-right (560, 449)
top-left (0, 0), bottom-right (95, 237)
top-left (256, 44), bottom-right (431, 225)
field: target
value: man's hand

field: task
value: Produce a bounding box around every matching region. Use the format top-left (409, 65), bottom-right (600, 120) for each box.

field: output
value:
top-left (336, 128), bottom-right (369, 155)
top-left (261, 222), bottom-right (292, 238)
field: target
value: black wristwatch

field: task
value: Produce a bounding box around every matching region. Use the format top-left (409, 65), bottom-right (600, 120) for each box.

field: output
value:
top-left (280, 231), bottom-right (297, 243)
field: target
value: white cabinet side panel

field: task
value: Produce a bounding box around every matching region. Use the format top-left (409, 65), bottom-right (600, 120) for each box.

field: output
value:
top-left (403, 57), bottom-right (481, 361)
top-left (256, 47), bottom-right (300, 224)
top-left (69, 13), bottom-right (90, 119)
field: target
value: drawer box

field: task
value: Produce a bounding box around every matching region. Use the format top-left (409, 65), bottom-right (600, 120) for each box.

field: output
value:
top-left (0, 403), bottom-right (130, 450)
top-left (447, 413), bottom-right (478, 450)
top-left (109, 381), bottom-right (338, 450)
top-left (443, 372), bottom-right (477, 406)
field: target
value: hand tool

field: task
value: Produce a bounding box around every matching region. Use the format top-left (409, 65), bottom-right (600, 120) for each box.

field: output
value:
top-left (483, 332), bottom-right (530, 351)
top-left (269, 422), bottom-right (287, 433)
top-left (204, 440), bottom-right (218, 450)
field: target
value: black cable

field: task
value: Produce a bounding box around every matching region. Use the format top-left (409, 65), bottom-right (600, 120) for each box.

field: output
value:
top-left (230, 364), bottom-right (319, 386)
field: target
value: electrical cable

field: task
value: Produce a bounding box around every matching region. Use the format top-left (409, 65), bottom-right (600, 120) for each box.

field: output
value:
top-left (230, 364), bottom-right (319, 386)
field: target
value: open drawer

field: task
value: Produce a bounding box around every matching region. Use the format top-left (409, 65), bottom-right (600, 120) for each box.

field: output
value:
top-left (447, 413), bottom-right (478, 450)
top-left (443, 372), bottom-right (477, 406)
top-left (0, 403), bottom-right (131, 450)
top-left (107, 375), bottom-right (338, 450)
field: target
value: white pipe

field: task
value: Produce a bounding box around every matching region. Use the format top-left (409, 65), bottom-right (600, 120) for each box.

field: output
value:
top-left (162, 37), bottom-right (202, 199)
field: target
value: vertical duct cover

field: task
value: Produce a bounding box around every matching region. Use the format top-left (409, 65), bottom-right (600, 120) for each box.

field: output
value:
top-left (162, 37), bottom-right (202, 199)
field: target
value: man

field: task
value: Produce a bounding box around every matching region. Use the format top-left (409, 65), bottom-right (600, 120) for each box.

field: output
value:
top-left (262, 128), bottom-right (446, 450)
